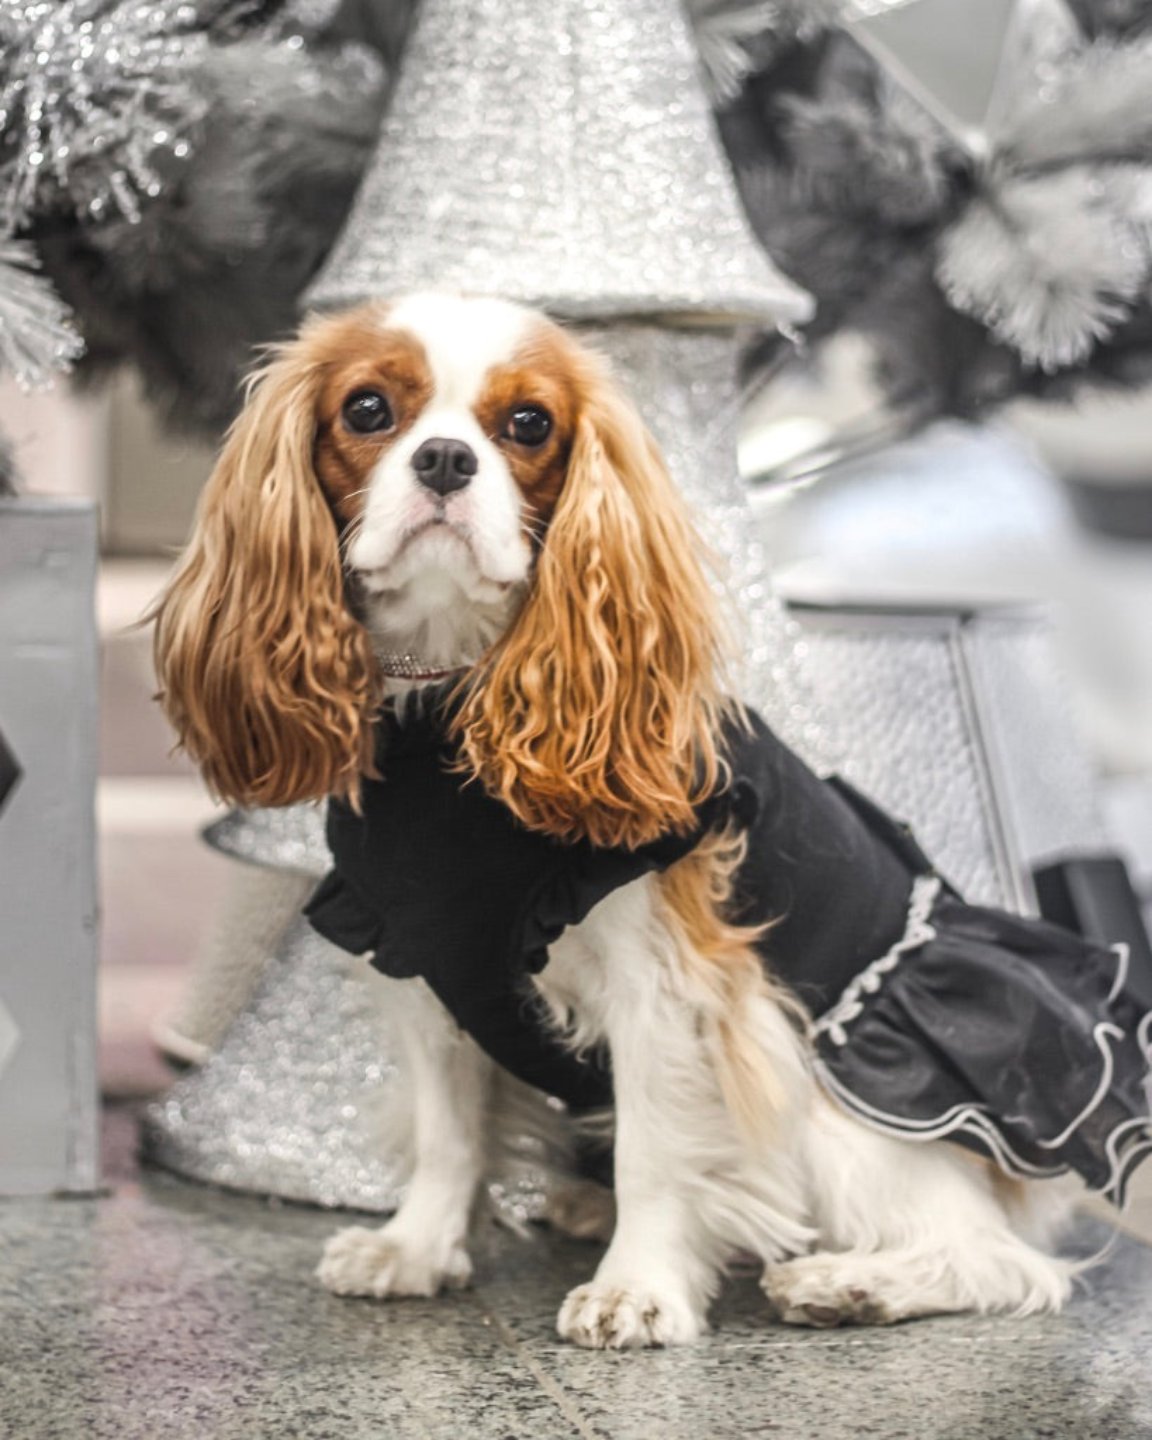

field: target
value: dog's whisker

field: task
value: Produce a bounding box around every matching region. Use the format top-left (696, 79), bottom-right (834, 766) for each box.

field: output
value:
top-left (339, 517), bottom-right (367, 559)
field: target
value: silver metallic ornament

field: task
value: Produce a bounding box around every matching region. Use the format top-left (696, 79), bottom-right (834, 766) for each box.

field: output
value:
top-left (150, 803), bottom-right (335, 1072)
top-left (305, 0), bottom-right (812, 325)
top-left (758, 421), bottom-right (1107, 903)
top-left (840, 0), bottom-right (1080, 159)
top-left (837, 0), bottom-right (1144, 373)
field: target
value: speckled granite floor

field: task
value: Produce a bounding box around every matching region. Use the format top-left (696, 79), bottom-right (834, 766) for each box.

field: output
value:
top-left (1, 1109), bottom-right (1150, 1440)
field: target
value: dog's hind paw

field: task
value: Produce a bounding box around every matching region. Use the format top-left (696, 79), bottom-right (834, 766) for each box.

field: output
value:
top-left (544, 1179), bottom-right (617, 1243)
top-left (761, 1256), bottom-right (896, 1327)
top-left (557, 1280), bottom-right (703, 1349)
top-left (317, 1224), bottom-right (472, 1299)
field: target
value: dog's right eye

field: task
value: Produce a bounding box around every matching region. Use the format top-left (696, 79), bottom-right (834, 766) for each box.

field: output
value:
top-left (342, 389), bottom-right (394, 435)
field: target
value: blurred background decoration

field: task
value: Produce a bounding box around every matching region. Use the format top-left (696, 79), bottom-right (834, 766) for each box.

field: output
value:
top-left (0, 0), bottom-right (411, 434)
top-left (0, 0), bottom-right (1150, 1109)
top-left (713, 0), bottom-right (1152, 428)
top-left (4, 0), bottom-right (1152, 439)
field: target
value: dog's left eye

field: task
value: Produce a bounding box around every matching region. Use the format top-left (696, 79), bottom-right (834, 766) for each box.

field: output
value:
top-left (342, 389), bottom-right (394, 435)
top-left (504, 405), bottom-right (553, 447)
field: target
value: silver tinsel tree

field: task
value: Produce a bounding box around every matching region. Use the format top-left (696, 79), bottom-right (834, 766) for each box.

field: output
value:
top-left (0, 240), bottom-right (82, 391)
top-left (0, 0), bottom-right (243, 397)
top-left (0, 0), bottom-right (414, 427)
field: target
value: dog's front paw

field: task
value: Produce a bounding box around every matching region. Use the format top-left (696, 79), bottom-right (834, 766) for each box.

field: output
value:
top-left (317, 1224), bottom-right (473, 1299)
top-left (761, 1255), bottom-right (893, 1328)
top-left (557, 1279), bottom-right (704, 1349)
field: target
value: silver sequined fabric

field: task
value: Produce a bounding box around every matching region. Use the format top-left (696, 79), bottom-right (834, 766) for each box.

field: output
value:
top-left (793, 605), bottom-right (1104, 910)
top-left (143, 919), bottom-right (408, 1210)
top-left (203, 803), bottom-right (331, 877)
top-left (798, 610), bottom-right (1017, 906)
top-left (142, 917), bottom-right (554, 1221)
top-left (579, 323), bottom-right (833, 766)
top-left (305, 0), bottom-right (812, 324)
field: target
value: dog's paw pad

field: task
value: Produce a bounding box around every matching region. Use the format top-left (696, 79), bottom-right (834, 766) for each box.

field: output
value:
top-left (557, 1280), bottom-right (703, 1349)
top-left (761, 1258), bottom-right (893, 1328)
top-left (316, 1225), bottom-right (472, 1299)
top-left (795, 1302), bottom-right (847, 1328)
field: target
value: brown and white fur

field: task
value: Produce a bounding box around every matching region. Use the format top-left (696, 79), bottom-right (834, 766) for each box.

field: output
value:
top-left (153, 293), bottom-right (1079, 1348)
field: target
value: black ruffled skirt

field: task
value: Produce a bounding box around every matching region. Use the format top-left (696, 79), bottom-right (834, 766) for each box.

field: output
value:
top-left (812, 876), bottom-right (1152, 1205)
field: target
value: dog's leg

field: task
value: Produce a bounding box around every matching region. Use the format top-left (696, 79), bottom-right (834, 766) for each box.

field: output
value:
top-left (762, 1097), bottom-right (1076, 1326)
top-left (318, 977), bottom-right (493, 1299)
top-left (544, 880), bottom-right (812, 1349)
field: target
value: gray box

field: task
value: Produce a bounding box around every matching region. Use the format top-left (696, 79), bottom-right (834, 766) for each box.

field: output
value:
top-left (792, 602), bottom-right (1106, 913)
top-left (0, 498), bottom-right (99, 1193)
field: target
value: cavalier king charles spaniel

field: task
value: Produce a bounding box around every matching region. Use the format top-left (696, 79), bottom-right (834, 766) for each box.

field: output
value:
top-left (153, 293), bottom-right (1079, 1348)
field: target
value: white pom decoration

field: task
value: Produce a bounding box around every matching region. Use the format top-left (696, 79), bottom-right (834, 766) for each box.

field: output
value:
top-left (936, 168), bottom-right (1148, 371)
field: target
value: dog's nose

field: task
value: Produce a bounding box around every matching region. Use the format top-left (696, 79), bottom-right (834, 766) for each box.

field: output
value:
top-left (411, 437), bottom-right (478, 496)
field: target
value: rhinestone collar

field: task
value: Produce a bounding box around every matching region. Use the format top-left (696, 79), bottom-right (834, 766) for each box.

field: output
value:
top-left (377, 652), bottom-right (469, 683)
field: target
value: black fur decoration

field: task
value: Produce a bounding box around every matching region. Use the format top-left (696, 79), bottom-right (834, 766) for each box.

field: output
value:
top-left (701, 0), bottom-right (1152, 419)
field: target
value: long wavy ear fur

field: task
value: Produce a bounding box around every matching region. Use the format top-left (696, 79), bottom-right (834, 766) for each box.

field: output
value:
top-left (455, 352), bottom-right (729, 849)
top-left (151, 341), bottom-right (378, 807)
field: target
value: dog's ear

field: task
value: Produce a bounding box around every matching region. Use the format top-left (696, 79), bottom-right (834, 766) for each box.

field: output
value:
top-left (456, 358), bottom-right (727, 849)
top-left (152, 342), bottom-right (378, 807)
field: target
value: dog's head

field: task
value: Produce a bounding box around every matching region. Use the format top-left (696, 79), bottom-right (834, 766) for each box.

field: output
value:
top-left (153, 294), bottom-right (728, 847)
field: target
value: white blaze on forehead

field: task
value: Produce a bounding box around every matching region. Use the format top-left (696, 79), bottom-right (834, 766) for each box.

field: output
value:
top-left (384, 293), bottom-right (536, 409)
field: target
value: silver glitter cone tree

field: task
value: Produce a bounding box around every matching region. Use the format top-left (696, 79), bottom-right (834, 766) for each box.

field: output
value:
top-left (148, 804), bottom-right (564, 1220)
top-left (308, 0), bottom-right (810, 324)
top-left (146, 0), bottom-right (829, 1208)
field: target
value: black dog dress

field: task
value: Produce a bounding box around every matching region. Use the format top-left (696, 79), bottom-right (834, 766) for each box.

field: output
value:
top-left (307, 683), bottom-right (1152, 1204)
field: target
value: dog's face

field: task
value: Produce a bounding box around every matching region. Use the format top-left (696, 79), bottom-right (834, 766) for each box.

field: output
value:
top-left (153, 293), bottom-right (727, 847)
top-left (308, 295), bottom-right (583, 636)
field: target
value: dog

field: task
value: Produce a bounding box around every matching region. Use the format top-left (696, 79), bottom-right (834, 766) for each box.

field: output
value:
top-left (153, 292), bottom-right (1135, 1349)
